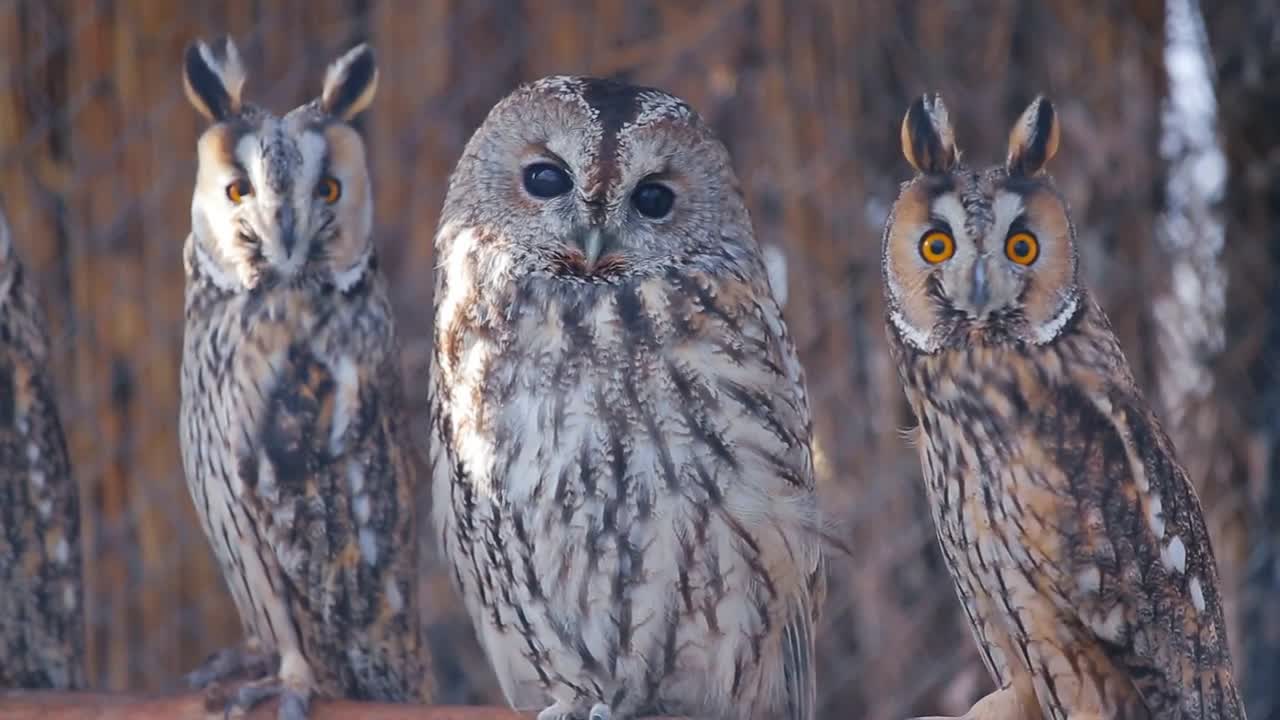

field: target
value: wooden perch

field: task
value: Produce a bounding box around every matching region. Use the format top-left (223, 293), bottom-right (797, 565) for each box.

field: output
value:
top-left (0, 690), bottom-right (533, 720)
top-left (0, 691), bottom-right (687, 720)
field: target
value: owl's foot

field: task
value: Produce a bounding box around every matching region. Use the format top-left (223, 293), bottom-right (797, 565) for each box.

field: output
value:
top-left (185, 641), bottom-right (274, 689)
top-left (536, 700), bottom-right (614, 720)
top-left (220, 675), bottom-right (312, 720)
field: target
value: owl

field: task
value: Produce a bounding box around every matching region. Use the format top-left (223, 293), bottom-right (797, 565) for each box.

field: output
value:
top-left (882, 94), bottom-right (1245, 720)
top-left (177, 38), bottom-right (430, 718)
top-left (428, 76), bottom-right (825, 720)
top-left (0, 205), bottom-right (85, 690)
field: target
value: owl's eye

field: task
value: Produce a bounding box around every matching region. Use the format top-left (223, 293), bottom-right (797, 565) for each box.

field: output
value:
top-left (226, 178), bottom-right (253, 204)
top-left (919, 230), bottom-right (955, 264)
top-left (632, 183), bottom-right (675, 219)
top-left (523, 163), bottom-right (573, 199)
top-left (317, 176), bottom-right (342, 204)
top-left (1005, 231), bottom-right (1039, 266)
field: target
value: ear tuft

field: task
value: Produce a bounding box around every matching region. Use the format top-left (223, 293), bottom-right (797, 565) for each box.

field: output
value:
top-left (900, 93), bottom-right (958, 175)
top-left (183, 37), bottom-right (246, 122)
top-left (321, 43), bottom-right (378, 121)
top-left (1006, 95), bottom-right (1060, 176)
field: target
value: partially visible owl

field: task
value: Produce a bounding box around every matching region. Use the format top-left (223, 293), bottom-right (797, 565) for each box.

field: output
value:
top-left (429, 76), bottom-right (825, 720)
top-left (883, 94), bottom-right (1245, 719)
top-left (0, 205), bottom-right (84, 691)
top-left (178, 38), bottom-right (430, 718)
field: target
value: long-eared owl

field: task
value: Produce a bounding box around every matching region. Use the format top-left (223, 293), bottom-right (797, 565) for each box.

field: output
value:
top-left (883, 94), bottom-right (1244, 719)
top-left (177, 38), bottom-right (430, 718)
top-left (0, 204), bottom-right (85, 690)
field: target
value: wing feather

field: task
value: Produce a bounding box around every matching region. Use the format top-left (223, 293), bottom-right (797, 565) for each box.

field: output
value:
top-left (1044, 380), bottom-right (1244, 719)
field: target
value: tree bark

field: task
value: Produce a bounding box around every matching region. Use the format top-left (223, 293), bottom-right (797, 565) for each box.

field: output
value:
top-left (1202, 2), bottom-right (1280, 717)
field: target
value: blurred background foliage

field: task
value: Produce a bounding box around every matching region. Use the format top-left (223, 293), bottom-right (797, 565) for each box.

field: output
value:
top-left (0, 1), bottom-right (1275, 718)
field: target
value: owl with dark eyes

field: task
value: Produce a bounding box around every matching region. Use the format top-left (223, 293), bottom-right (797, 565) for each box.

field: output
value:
top-left (429, 76), bottom-right (825, 720)
top-left (883, 94), bottom-right (1245, 720)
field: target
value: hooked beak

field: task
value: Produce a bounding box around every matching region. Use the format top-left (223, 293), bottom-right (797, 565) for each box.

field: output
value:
top-left (275, 206), bottom-right (298, 256)
top-left (577, 226), bottom-right (607, 271)
top-left (968, 256), bottom-right (991, 315)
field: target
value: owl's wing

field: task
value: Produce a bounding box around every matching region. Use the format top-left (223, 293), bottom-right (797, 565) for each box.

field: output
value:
top-left (753, 294), bottom-right (824, 720)
top-left (782, 553), bottom-right (825, 720)
top-left (1045, 381), bottom-right (1244, 718)
top-left (0, 346), bottom-right (84, 690)
top-left (236, 326), bottom-right (423, 696)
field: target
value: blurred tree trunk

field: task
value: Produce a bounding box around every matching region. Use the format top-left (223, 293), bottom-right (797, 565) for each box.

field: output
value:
top-left (1202, 2), bottom-right (1280, 718)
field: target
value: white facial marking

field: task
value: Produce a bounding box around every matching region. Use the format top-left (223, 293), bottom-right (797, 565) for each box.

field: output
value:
top-left (890, 309), bottom-right (936, 351)
top-left (234, 134), bottom-right (259, 183)
top-left (930, 195), bottom-right (968, 246)
top-left (333, 253), bottom-right (369, 292)
top-left (991, 192), bottom-right (1024, 241)
top-left (192, 239), bottom-right (240, 290)
top-left (1033, 294), bottom-right (1079, 345)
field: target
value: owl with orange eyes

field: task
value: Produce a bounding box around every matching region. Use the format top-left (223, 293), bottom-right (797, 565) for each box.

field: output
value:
top-left (177, 39), bottom-right (431, 719)
top-left (882, 94), bottom-right (1245, 720)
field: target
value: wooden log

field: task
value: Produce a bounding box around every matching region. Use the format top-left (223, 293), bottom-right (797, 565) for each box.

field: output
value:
top-left (0, 691), bottom-right (532, 720)
top-left (0, 691), bottom-right (688, 720)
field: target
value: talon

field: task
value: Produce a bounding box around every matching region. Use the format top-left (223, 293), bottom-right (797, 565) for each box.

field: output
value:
top-left (217, 675), bottom-right (305, 720)
top-left (228, 681), bottom-right (281, 718)
top-left (588, 702), bottom-right (613, 720)
top-left (186, 644), bottom-right (274, 689)
top-left (536, 701), bottom-right (574, 720)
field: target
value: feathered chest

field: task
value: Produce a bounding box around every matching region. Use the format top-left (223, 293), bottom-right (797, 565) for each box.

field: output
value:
top-left (432, 268), bottom-right (811, 507)
top-left (895, 342), bottom-right (1080, 573)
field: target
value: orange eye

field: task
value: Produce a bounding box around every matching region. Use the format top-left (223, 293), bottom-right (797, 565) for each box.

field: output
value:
top-left (919, 230), bottom-right (955, 264)
top-left (1005, 231), bottom-right (1039, 265)
top-left (226, 178), bottom-right (252, 204)
top-left (317, 176), bottom-right (342, 204)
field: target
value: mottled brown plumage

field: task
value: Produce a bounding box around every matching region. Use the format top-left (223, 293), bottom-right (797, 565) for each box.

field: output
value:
top-left (0, 205), bottom-right (85, 691)
top-left (178, 39), bottom-right (430, 719)
top-left (883, 94), bottom-right (1244, 719)
top-left (429, 76), bottom-right (825, 720)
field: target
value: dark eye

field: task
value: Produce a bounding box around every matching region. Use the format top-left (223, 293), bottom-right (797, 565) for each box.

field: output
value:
top-left (523, 163), bottom-right (573, 198)
top-left (226, 178), bottom-right (253, 204)
top-left (317, 176), bottom-right (341, 204)
top-left (632, 182), bottom-right (675, 219)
